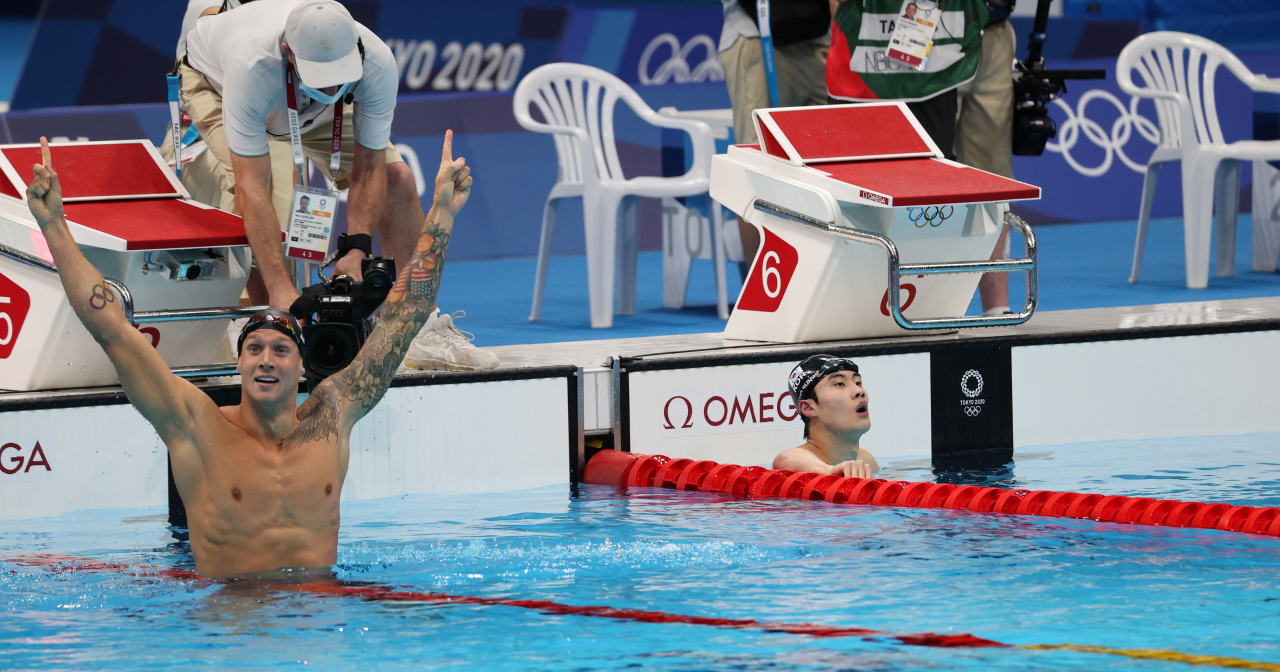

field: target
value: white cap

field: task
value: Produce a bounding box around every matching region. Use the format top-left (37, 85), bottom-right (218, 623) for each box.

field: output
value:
top-left (284, 0), bottom-right (362, 88)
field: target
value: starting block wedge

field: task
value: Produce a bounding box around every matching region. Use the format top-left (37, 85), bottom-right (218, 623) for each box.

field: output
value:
top-left (711, 103), bottom-right (1042, 343)
top-left (0, 140), bottom-right (252, 391)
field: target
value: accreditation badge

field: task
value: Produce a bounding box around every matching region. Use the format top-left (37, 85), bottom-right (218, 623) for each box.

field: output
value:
top-left (285, 185), bottom-right (340, 261)
top-left (886, 0), bottom-right (941, 71)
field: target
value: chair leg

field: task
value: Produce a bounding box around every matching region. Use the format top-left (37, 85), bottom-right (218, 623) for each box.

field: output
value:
top-left (710, 199), bottom-right (729, 320)
top-left (661, 198), bottom-right (692, 310)
top-left (1252, 160), bottom-right (1280, 273)
top-left (1182, 158), bottom-right (1219, 289)
top-left (1214, 160), bottom-right (1240, 278)
top-left (615, 195), bottom-right (639, 317)
top-left (529, 196), bottom-right (562, 322)
top-left (1130, 162), bottom-right (1162, 284)
top-left (585, 191), bottom-right (618, 329)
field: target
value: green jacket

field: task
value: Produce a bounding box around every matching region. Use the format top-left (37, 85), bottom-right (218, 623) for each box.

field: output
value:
top-left (827, 0), bottom-right (988, 102)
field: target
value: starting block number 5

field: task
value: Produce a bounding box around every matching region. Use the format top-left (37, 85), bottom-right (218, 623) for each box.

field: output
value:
top-left (0, 296), bottom-right (11, 346)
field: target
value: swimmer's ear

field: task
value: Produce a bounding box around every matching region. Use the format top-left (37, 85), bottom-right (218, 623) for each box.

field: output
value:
top-left (797, 398), bottom-right (818, 419)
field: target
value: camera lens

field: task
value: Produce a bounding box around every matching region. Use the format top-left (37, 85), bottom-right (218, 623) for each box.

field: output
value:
top-left (304, 324), bottom-right (361, 379)
top-left (366, 272), bottom-right (391, 290)
top-left (311, 329), bottom-right (352, 370)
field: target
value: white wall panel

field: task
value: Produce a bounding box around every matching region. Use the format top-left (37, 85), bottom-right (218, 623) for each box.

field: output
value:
top-left (628, 353), bottom-right (931, 466)
top-left (1013, 331), bottom-right (1280, 447)
top-left (341, 377), bottom-right (569, 501)
top-left (0, 404), bottom-right (167, 520)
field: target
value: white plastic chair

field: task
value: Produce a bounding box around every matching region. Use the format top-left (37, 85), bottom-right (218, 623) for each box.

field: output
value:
top-left (513, 63), bottom-right (721, 328)
top-left (1118, 32), bottom-right (1280, 288)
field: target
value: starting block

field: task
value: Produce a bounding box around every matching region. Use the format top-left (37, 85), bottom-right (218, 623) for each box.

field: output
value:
top-left (0, 140), bottom-right (252, 391)
top-left (710, 103), bottom-right (1042, 343)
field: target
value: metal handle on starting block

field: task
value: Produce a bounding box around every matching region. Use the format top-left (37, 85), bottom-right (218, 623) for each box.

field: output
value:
top-left (0, 243), bottom-right (267, 379)
top-left (752, 200), bottom-right (1038, 330)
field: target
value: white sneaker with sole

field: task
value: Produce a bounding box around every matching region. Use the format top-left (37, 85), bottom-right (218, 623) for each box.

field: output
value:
top-left (403, 310), bottom-right (499, 371)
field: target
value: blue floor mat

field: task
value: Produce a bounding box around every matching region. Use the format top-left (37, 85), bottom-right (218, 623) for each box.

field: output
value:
top-left (435, 214), bottom-right (1280, 348)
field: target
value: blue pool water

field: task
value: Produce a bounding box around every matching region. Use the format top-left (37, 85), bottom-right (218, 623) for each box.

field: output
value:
top-left (3, 433), bottom-right (1279, 670)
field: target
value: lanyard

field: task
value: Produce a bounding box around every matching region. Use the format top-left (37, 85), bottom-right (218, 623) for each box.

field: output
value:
top-left (167, 75), bottom-right (183, 178)
top-left (756, 0), bottom-right (780, 107)
top-left (285, 64), bottom-right (343, 184)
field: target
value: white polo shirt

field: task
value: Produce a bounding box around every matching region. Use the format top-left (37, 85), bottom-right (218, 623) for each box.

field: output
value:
top-left (185, 0), bottom-right (397, 158)
top-left (176, 0), bottom-right (223, 60)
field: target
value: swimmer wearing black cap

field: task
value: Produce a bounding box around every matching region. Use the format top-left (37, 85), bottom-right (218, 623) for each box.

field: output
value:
top-left (25, 133), bottom-right (472, 578)
top-left (773, 355), bottom-right (881, 478)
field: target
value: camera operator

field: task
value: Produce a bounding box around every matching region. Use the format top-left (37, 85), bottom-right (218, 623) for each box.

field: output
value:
top-left (956, 0), bottom-right (1016, 315)
top-left (179, 0), bottom-right (498, 371)
top-left (720, 0), bottom-right (832, 275)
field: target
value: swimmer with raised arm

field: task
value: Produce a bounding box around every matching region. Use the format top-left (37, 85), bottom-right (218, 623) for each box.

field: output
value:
top-left (25, 132), bottom-right (471, 578)
top-left (773, 355), bottom-right (881, 478)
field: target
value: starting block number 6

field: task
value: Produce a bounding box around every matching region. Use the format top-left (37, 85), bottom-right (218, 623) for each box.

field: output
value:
top-left (762, 251), bottom-right (782, 298)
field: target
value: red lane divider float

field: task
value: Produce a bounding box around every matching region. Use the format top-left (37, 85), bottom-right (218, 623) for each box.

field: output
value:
top-left (583, 451), bottom-right (1280, 537)
top-left (5, 553), bottom-right (996, 647)
top-left (11, 554), bottom-right (1280, 670)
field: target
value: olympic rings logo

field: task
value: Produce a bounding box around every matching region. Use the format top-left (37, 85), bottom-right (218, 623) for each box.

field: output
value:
top-left (638, 34), bottom-right (725, 86)
top-left (1046, 89), bottom-right (1160, 177)
top-left (908, 205), bottom-right (953, 228)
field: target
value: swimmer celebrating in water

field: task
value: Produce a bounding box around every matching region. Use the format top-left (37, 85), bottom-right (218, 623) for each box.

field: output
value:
top-left (773, 355), bottom-right (880, 478)
top-left (25, 132), bottom-right (471, 578)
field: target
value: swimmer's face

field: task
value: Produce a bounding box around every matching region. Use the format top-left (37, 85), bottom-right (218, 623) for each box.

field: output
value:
top-left (800, 371), bottom-right (871, 436)
top-left (238, 330), bottom-right (304, 406)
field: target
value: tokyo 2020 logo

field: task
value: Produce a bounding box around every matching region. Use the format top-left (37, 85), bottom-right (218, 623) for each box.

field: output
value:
top-left (960, 369), bottom-right (984, 417)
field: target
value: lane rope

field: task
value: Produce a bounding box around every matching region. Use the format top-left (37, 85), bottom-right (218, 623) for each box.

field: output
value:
top-left (581, 450), bottom-right (1280, 537)
top-left (8, 553), bottom-right (1280, 670)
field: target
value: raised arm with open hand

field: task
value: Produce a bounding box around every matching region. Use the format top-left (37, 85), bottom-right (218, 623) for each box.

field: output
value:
top-left (25, 137), bottom-right (214, 446)
top-left (286, 131), bottom-right (471, 447)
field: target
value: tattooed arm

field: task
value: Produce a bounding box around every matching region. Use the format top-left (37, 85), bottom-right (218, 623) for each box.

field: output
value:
top-left (296, 131), bottom-right (472, 439)
top-left (25, 138), bottom-right (213, 443)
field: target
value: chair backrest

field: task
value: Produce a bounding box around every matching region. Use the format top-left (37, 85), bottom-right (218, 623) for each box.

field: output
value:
top-left (1117, 31), bottom-right (1261, 150)
top-left (513, 63), bottom-right (662, 186)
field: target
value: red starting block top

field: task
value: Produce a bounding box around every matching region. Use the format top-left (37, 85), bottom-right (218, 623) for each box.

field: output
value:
top-left (64, 199), bottom-right (248, 250)
top-left (821, 157), bottom-right (1040, 206)
top-left (0, 140), bottom-right (250, 251)
top-left (0, 141), bottom-right (185, 201)
top-left (753, 103), bottom-right (942, 166)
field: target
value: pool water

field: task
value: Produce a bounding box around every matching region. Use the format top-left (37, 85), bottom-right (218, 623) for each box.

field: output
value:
top-left (3, 433), bottom-right (1280, 670)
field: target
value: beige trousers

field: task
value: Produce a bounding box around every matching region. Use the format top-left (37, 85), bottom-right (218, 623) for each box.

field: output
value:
top-left (955, 21), bottom-right (1016, 179)
top-left (719, 36), bottom-right (829, 145)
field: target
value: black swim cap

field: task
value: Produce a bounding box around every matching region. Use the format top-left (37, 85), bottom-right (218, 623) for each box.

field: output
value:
top-left (787, 354), bottom-right (859, 403)
top-left (236, 310), bottom-right (305, 356)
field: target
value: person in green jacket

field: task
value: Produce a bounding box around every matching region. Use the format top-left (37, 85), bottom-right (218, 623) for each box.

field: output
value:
top-left (827, 0), bottom-right (988, 157)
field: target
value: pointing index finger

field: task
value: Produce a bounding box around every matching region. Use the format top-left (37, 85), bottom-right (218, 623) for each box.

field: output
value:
top-left (40, 136), bottom-right (51, 170)
top-left (442, 129), bottom-right (453, 164)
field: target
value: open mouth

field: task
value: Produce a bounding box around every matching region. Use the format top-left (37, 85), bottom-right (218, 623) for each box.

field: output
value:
top-left (856, 402), bottom-right (868, 414)
top-left (254, 375), bottom-right (280, 384)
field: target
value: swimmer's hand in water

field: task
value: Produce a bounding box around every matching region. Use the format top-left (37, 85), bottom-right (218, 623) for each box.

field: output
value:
top-left (433, 129), bottom-right (472, 217)
top-left (830, 460), bottom-right (874, 479)
top-left (26, 137), bottom-right (64, 229)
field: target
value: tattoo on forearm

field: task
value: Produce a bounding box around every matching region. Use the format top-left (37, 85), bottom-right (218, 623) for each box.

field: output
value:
top-left (318, 218), bottom-right (452, 419)
top-left (89, 283), bottom-right (115, 310)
